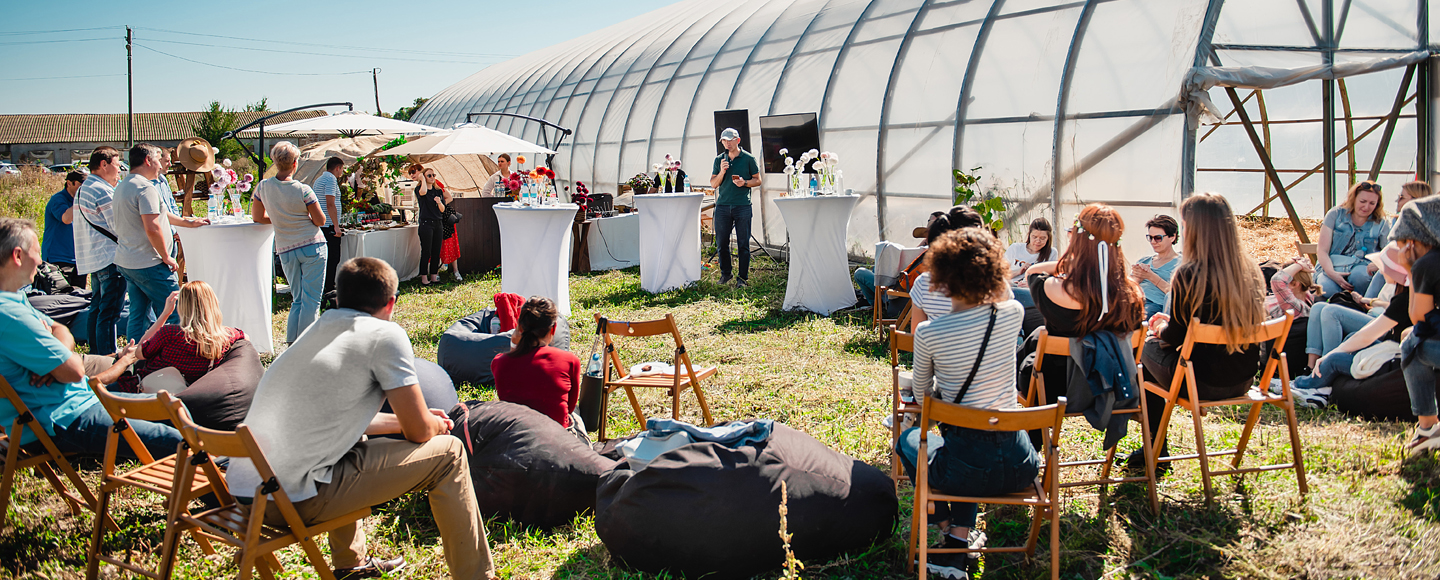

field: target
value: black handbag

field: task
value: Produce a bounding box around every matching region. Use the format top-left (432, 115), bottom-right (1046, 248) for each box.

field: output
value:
top-left (444, 208), bottom-right (463, 225)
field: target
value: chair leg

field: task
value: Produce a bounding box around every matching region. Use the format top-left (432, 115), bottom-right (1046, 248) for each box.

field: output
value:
top-left (1137, 398), bottom-right (1160, 515)
top-left (624, 386), bottom-right (646, 428)
top-left (1, 437), bottom-right (23, 527)
top-left (263, 553), bottom-right (286, 574)
top-left (1049, 503), bottom-right (1061, 580)
top-left (1147, 398), bottom-right (1177, 487)
top-left (691, 382), bottom-right (714, 427)
top-left (1283, 399), bottom-right (1310, 496)
top-left (1231, 402), bottom-right (1264, 470)
top-left (299, 537), bottom-right (336, 580)
top-left (1191, 405), bottom-right (1215, 505)
top-left (37, 462), bottom-right (82, 516)
top-left (84, 485), bottom-right (112, 580)
top-left (1025, 504), bottom-right (1044, 560)
top-left (598, 387), bottom-right (611, 441)
top-left (255, 557), bottom-right (280, 580)
top-left (671, 386), bottom-right (680, 421)
top-left (237, 549), bottom-right (257, 580)
top-left (53, 455), bottom-right (116, 531)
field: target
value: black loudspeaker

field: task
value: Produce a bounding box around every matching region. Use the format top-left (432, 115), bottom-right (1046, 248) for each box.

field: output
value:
top-left (714, 109), bottom-right (752, 156)
top-left (758, 113), bottom-right (820, 174)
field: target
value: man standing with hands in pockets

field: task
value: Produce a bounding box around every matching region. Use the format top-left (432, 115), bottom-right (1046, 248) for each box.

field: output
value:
top-left (710, 127), bottom-right (760, 287)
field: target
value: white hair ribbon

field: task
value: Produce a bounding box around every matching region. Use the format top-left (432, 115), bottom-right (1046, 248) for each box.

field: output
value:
top-left (1096, 240), bottom-right (1110, 321)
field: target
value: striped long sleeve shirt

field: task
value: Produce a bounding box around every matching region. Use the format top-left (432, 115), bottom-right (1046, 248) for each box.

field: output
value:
top-left (912, 299), bottom-right (1025, 411)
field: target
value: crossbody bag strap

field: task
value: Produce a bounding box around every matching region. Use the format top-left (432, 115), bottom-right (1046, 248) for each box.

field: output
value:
top-left (79, 209), bottom-right (118, 243)
top-left (950, 304), bottom-right (999, 405)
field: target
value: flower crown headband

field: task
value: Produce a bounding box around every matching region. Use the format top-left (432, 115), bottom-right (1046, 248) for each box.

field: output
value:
top-left (1073, 216), bottom-right (1119, 321)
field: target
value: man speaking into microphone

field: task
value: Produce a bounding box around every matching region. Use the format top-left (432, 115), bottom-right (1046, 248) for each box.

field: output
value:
top-left (709, 127), bottom-right (761, 287)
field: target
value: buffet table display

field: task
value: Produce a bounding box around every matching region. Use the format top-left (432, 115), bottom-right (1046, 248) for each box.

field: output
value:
top-left (494, 202), bottom-right (579, 316)
top-left (175, 222), bottom-right (276, 354)
top-left (586, 213), bottom-right (640, 271)
top-left (340, 223), bottom-right (421, 282)
top-left (634, 192), bottom-right (703, 293)
top-left (773, 195), bottom-right (860, 315)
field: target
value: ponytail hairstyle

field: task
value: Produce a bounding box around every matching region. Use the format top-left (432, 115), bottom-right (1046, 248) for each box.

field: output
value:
top-left (509, 296), bottom-right (558, 356)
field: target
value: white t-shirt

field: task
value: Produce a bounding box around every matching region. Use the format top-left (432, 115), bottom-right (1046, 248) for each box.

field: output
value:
top-left (1003, 242), bottom-right (1043, 282)
top-left (225, 309), bottom-right (420, 501)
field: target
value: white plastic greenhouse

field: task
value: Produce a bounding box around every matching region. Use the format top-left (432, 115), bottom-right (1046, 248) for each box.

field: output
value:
top-left (413, 0), bottom-right (1438, 258)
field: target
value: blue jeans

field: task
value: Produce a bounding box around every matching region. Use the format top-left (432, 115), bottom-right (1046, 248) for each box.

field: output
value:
top-left (1012, 286), bottom-right (1035, 309)
top-left (117, 263), bottom-right (179, 342)
top-left (1305, 301), bottom-right (1377, 356)
top-left (1319, 262), bottom-right (1374, 298)
top-left (1293, 351), bottom-right (1355, 390)
top-left (1363, 274), bottom-right (1387, 299)
top-left (47, 395), bottom-right (184, 459)
top-left (279, 244), bottom-right (327, 343)
top-left (87, 264), bottom-right (125, 355)
top-left (854, 268), bottom-right (876, 305)
top-left (1143, 300), bottom-right (1164, 319)
top-left (895, 424), bottom-right (1040, 527)
top-left (1402, 332), bottom-right (1440, 417)
top-left (713, 204), bottom-right (752, 281)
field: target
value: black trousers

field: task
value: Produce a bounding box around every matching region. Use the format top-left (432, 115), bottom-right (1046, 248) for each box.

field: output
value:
top-left (52, 262), bottom-right (88, 289)
top-left (418, 220), bottom-right (444, 277)
top-left (323, 228), bottom-right (342, 295)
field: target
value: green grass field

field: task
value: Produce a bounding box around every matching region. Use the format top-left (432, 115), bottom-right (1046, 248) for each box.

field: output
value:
top-left (3, 173), bottom-right (1440, 579)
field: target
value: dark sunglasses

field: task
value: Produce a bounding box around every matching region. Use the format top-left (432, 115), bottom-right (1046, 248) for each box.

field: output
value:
top-left (1145, 234), bottom-right (1169, 242)
top-left (1357, 181), bottom-right (1382, 193)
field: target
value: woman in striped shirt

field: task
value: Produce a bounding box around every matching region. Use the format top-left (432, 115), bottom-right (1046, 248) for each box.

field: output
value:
top-left (895, 228), bottom-right (1033, 579)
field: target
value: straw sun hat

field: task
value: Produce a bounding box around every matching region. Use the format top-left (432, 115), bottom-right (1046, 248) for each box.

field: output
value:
top-left (177, 137), bottom-right (217, 172)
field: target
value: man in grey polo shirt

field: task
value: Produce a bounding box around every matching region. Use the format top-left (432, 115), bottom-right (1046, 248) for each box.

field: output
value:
top-left (111, 143), bottom-right (207, 341)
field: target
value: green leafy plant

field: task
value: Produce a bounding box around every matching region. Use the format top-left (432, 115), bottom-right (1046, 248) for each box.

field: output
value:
top-left (393, 97), bottom-right (428, 121)
top-left (953, 166), bottom-right (1004, 231)
top-left (626, 172), bottom-right (653, 193)
top-left (341, 136), bottom-right (410, 212)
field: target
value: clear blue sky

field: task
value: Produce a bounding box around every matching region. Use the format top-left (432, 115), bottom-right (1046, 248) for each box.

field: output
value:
top-left (0, 0), bottom-right (676, 116)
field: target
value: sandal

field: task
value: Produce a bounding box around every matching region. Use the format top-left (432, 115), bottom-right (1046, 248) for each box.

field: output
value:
top-left (1408, 422), bottom-right (1440, 454)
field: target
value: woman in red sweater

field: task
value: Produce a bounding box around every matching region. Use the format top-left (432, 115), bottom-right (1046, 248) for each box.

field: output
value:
top-left (491, 297), bottom-right (586, 442)
top-left (113, 280), bottom-right (245, 393)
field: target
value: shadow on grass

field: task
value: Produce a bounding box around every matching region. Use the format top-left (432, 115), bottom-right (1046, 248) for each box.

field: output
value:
top-left (1397, 452), bottom-right (1440, 523)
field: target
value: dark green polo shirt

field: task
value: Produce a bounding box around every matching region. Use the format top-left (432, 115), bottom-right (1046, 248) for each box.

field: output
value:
top-left (712, 149), bottom-right (760, 206)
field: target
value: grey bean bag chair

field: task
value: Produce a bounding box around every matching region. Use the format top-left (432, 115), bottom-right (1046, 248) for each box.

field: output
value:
top-left (438, 308), bottom-right (571, 385)
top-left (447, 400), bottom-right (615, 529)
top-left (381, 359), bottom-right (460, 414)
top-left (176, 338), bottom-right (262, 431)
top-left (595, 423), bottom-right (897, 579)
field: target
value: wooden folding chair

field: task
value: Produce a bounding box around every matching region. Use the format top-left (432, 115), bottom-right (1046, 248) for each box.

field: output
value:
top-left (1024, 329), bottom-right (1159, 513)
top-left (0, 375), bottom-right (114, 532)
top-left (872, 286), bottom-right (913, 333)
top-left (909, 397), bottom-right (1067, 580)
top-left (83, 383), bottom-right (230, 580)
top-left (888, 326), bottom-right (920, 487)
top-left (1296, 241), bottom-right (1318, 265)
top-left (160, 398), bottom-right (368, 580)
top-left (1141, 313), bottom-right (1307, 505)
top-left (594, 314), bottom-right (716, 440)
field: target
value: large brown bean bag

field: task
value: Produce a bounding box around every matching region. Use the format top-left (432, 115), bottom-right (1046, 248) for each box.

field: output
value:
top-left (447, 400), bottom-right (616, 529)
top-left (176, 338), bottom-right (262, 431)
top-left (594, 423), bottom-right (897, 579)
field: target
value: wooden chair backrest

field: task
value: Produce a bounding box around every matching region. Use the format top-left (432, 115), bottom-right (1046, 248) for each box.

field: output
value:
top-left (87, 378), bottom-right (178, 465)
top-left (0, 376), bottom-right (37, 428)
top-left (1178, 314), bottom-right (1292, 358)
top-left (1296, 242), bottom-right (1319, 262)
top-left (594, 314), bottom-right (692, 382)
top-left (889, 327), bottom-right (913, 368)
top-left (924, 396), bottom-right (1067, 436)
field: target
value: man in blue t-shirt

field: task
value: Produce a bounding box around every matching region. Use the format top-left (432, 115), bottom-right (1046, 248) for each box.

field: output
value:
top-left (709, 128), bottom-right (761, 286)
top-left (0, 217), bottom-right (182, 459)
top-left (41, 171), bottom-right (87, 288)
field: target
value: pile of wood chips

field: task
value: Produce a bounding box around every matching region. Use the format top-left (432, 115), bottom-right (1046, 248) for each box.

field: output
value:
top-left (1236, 216), bottom-right (1323, 264)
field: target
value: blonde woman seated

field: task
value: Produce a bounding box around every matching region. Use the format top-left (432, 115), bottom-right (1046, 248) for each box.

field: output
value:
top-left (111, 280), bottom-right (244, 393)
top-left (894, 228), bottom-right (1028, 580)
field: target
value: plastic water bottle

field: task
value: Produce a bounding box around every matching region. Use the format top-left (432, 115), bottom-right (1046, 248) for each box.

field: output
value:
top-left (586, 353), bottom-right (602, 377)
top-left (809, 174), bottom-right (819, 196)
top-left (683, 176), bottom-right (691, 193)
top-left (206, 194), bottom-right (218, 218)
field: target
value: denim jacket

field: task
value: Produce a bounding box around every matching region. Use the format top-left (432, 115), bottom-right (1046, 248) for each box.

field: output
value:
top-left (1324, 207), bottom-right (1390, 271)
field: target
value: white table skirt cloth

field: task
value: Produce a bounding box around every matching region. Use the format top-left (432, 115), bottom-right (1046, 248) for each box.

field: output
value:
top-left (587, 213), bottom-right (639, 271)
top-left (176, 223), bottom-right (275, 354)
top-left (774, 195), bottom-right (860, 314)
top-left (635, 193), bottom-right (703, 293)
top-left (340, 225), bottom-right (421, 281)
top-left (495, 202), bottom-right (578, 316)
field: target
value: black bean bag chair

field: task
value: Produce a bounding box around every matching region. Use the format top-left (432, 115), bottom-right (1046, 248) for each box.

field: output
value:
top-left (176, 338), bottom-right (262, 431)
top-left (595, 423), bottom-right (897, 579)
top-left (438, 309), bottom-right (572, 385)
top-left (446, 400), bottom-right (615, 529)
top-left (381, 359), bottom-right (460, 414)
top-left (1330, 358), bottom-right (1436, 421)
top-left (28, 292), bottom-right (91, 327)
top-left (1259, 317), bottom-right (1309, 380)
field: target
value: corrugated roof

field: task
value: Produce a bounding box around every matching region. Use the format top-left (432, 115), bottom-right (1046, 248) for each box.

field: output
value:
top-left (0, 110), bottom-right (328, 145)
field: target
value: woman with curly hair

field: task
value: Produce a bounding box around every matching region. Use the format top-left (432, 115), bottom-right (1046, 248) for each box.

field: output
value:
top-left (894, 228), bottom-right (1029, 579)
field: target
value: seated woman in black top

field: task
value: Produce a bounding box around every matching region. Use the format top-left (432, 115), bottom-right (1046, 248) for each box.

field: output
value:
top-left (1023, 203), bottom-right (1146, 403)
top-left (1137, 193), bottom-right (1267, 469)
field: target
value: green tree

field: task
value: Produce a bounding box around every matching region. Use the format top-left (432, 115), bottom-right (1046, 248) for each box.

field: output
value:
top-left (392, 97), bottom-right (428, 121)
top-left (191, 100), bottom-right (243, 162)
top-left (244, 97), bottom-right (270, 112)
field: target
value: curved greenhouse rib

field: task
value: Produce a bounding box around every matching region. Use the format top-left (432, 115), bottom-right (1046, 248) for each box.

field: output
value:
top-left (674, 0), bottom-right (773, 168)
top-left (1180, 0), bottom-right (1228, 197)
top-left (725, 0), bottom-right (804, 110)
top-left (815, 0), bottom-right (884, 142)
top-left (766, 0), bottom-right (836, 116)
top-left (948, 0), bottom-right (1006, 187)
top-left (875, 0), bottom-right (938, 240)
top-left (641, 5), bottom-right (750, 179)
top-left (1049, 0), bottom-right (1099, 226)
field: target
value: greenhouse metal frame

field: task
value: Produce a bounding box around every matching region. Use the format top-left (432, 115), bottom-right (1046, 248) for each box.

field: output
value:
top-left (414, 0), bottom-right (1438, 258)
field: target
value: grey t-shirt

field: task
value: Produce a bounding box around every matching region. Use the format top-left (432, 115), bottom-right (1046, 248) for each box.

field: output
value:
top-left (226, 309), bottom-right (420, 501)
top-left (111, 173), bottom-right (172, 270)
top-left (255, 177), bottom-right (324, 254)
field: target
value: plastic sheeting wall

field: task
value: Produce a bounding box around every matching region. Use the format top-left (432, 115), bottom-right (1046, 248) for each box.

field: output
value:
top-left (414, 0), bottom-right (1436, 259)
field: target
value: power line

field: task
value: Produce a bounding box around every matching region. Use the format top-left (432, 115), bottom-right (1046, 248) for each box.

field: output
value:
top-left (134, 44), bottom-right (372, 76)
top-left (0, 73), bottom-right (125, 81)
top-left (142, 37), bottom-right (501, 65)
top-left (0, 37), bottom-right (115, 46)
top-left (0, 26), bottom-right (122, 36)
top-left (134, 26), bottom-right (517, 59)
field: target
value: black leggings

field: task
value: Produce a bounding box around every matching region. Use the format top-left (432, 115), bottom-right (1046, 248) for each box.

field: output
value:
top-left (418, 220), bottom-right (444, 277)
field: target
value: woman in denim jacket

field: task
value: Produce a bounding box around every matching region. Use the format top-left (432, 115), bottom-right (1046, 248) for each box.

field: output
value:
top-left (1317, 181), bottom-right (1389, 298)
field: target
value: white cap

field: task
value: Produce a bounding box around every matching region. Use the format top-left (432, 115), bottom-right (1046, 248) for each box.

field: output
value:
top-left (719, 128), bottom-right (740, 141)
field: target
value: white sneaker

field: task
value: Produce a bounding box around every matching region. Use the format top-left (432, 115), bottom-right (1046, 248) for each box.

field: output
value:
top-left (452, 270), bottom-right (463, 281)
top-left (1408, 423), bottom-right (1440, 454)
top-left (882, 414), bottom-right (894, 429)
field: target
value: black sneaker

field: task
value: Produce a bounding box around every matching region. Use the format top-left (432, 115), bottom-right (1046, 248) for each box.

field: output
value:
top-left (1125, 445), bottom-right (1171, 475)
top-left (923, 535), bottom-right (971, 579)
top-left (719, 273), bottom-right (733, 284)
top-left (333, 556), bottom-right (406, 580)
top-left (735, 278), bottom-right (748, 288)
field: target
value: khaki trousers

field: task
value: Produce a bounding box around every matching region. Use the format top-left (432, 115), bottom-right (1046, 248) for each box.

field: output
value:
top-left (264, 434), bottom-right (494, 580)
top-left (82, 354), bottom-right (114, 378)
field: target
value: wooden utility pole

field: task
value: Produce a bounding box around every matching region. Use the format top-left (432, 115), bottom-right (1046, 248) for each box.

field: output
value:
top-left (126, 26), bottom-right (133, 147)
top-left (372, 68), bottom-right (382, 115)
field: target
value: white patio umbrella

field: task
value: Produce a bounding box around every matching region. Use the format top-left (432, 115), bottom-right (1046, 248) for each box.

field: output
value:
top-left (236, 111), bottom-right (443, 138)
top-left (381, 123), bottom-right (557, 157)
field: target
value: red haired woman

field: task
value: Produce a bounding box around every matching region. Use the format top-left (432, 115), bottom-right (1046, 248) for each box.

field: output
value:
top-left (1025, 203), bottom-right (1146, 341)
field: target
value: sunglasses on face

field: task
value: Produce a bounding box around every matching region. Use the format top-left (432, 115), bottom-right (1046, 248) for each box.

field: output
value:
top-left (1145, 234), bottom-right (1169, 242)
